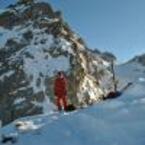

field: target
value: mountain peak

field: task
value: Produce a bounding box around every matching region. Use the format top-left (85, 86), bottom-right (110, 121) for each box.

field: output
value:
top-left (129, 53), bottom-right (145, 66)
top-left (0, 0), bottom-right (57, 28)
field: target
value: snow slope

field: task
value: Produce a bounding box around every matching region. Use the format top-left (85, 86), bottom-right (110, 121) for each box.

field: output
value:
top-left (0, 61), bottom-right (145, 145)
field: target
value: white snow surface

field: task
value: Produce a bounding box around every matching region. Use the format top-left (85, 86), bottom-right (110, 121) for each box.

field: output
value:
top-left (1, 61), bottom-right (145, 145)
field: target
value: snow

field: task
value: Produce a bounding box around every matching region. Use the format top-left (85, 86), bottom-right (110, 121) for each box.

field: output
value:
top-left (0, 22), bottom-right (79, 115)
top-left (0, 24), bottom-right (33, 49)
top-left (31, 97), bottom-right (56, 114)
top-left (42, 95), bottom-right (56, 114)
top-left (1, 6), bottom-right (145, 144)
top-left (13, 4), bottom-right (29, 14)
top-left (14, 98), bottom-right (26, 105)
top-left (1, 61), bottom-right (145, 145)
top-left (0, 22), bottom-right (73, 116)
top-left (58, 38), bottom-right (74, 55)
top-left (138, 77), bottom-right (145, 82)
top-left (14, 120), bottom-right (43, 133)
top-left (22, 29), bottom-right (71, 94)
top-left (0, 19), bottom-right (103, 106)
top-left (24, 54), bottom-right (70, 93)
top-left (0, 22), bottom-right (40, 50)
top-left (1, 92), bottom-right (145, 145)
top-left (3, 25), bottom-right (71, 94)
top-left (17, 87), bottom-right (27, 91)
top-left (39, 17), bottom-right (59, 23)
top-left (78, 75), bottom-right (104, 102)
top-left (116, 61), bottom-right (145, 84)
top-left (0, 70), bottom-right (15, 81)
top-left (0, 27), bottom-right (20, 49)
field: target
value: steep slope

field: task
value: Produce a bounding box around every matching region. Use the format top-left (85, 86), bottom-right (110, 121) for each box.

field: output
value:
top-left (0, 0), bottom-right (110, 125)
top-left (1, 57), bottom-right (145, 145)
top-left (116, 54), bottom-right (145, 91)
top-left (128, 53), bottom-right (145, 66)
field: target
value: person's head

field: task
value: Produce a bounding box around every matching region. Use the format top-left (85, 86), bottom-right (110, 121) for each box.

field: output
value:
top-left (57, 71), bottom-right (64, 78)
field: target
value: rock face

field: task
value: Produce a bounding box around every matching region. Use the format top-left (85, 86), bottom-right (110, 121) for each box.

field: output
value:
top-left (0, 0), bottom-right (110, 125)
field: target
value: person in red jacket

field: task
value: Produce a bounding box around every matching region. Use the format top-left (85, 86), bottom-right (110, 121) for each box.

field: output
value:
top-left (54, 71), bottom-right (68, 111)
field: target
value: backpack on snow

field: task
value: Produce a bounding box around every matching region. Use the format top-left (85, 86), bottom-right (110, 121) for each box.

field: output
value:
top-left (65, 104), bottom-right (76, 112)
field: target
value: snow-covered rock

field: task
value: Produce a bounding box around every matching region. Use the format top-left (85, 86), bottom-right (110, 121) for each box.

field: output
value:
top-left (0, 0), bottom-right (110, 125)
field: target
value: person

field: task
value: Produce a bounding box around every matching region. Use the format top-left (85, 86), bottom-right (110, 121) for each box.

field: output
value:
top-left (54, 71), bottom-right (68, 111)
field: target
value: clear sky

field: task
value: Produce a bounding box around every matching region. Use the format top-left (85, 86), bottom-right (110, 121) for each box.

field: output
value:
top-left (0, 0), bottom-right (145, 63)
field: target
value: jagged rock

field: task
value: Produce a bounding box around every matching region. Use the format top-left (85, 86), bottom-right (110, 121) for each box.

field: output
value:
top-left (0, 1), bottom-right (111, 125)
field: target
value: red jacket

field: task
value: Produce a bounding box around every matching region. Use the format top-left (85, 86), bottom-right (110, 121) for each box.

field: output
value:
top-left (54, 77), bottom-right (67, 97)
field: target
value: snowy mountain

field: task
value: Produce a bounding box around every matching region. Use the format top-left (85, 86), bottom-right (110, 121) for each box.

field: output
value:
top-left (0, 0), bottom-right (111, 125)
top-left (116, 54), bottom-right (145, 89)
top-left (128, 53), bottom-right (145, 66)
top-left (0, 54), bottom-right (145, 145)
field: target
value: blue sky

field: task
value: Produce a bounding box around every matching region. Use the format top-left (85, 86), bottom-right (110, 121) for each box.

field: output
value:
top-left (1, 0), bottom-right (145, 63)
